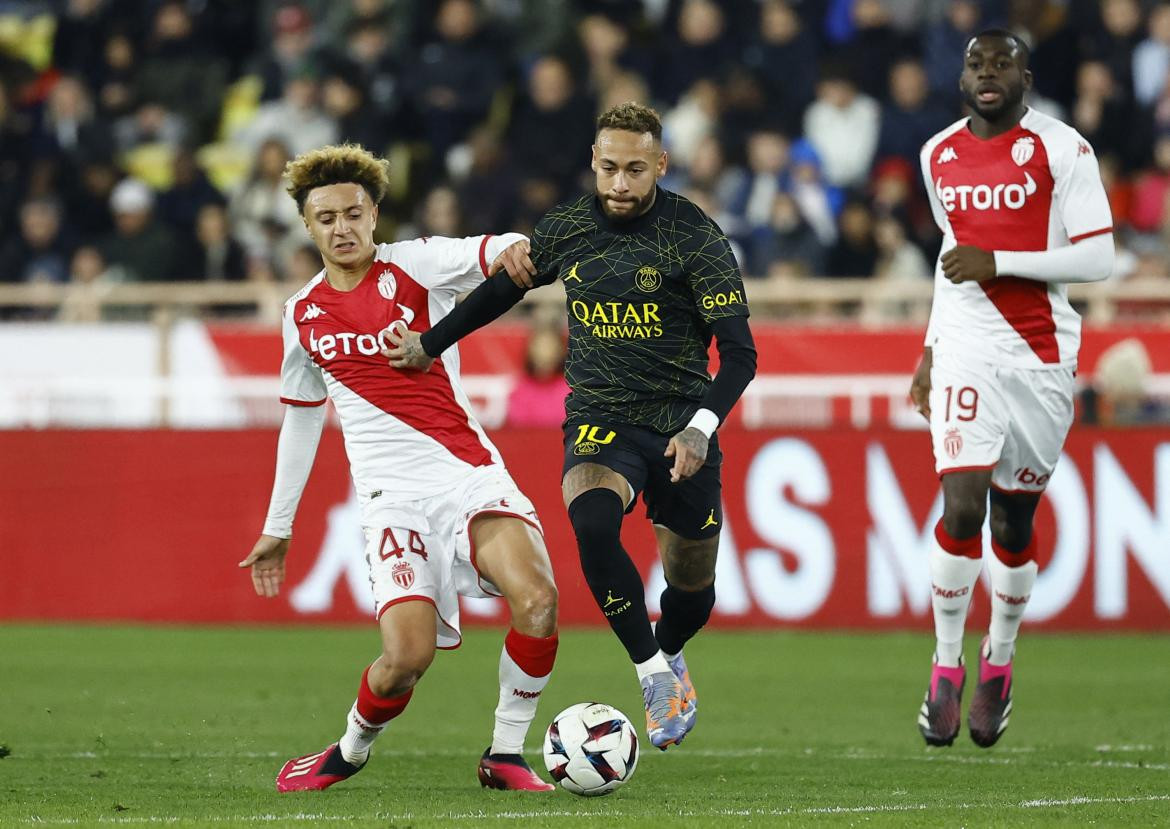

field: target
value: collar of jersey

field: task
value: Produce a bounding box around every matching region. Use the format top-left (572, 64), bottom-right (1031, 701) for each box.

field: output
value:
top-left (590, 186), bottom-right (666, 234)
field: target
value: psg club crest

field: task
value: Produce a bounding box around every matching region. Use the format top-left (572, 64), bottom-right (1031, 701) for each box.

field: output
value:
top-left (1011, 136), bottom-right (1035, 166)
top-left (378, 272), bottom-right (397, 300)
top-left (634, 266), bottom-right (662, 293)
top-left (392, 560), bottom-right (415, 590)
top-left (944, 427), bottom-right (963, 460)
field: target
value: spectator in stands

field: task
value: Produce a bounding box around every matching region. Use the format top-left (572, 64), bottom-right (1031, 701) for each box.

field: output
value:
top-left (743, 0), bottom-right (819, 137)
top-left (729, 127), bottom-right (791, 232)
top-left (0, 79), bottom-right (33, 240)
top-left (748, 191), bottom-right (826, 277)
top-left (873, 213), bottom-right (930, 281)
top-left (100, 177), bottom-right (179, 282)
top-left (577, 11), bottom-right (651, 98)
top-left (803, 66), bottom-right (880, 189)
top-left (400, 184), bottom-right (464, 240)
top-left (1081, 338), bottom-right (1170, 426)
top-left (788, 139), bottom-right (841, 249)
top-left (1072, 61), bottom-right (1150, 172)
top-left (57, 245), bottom-right (114, 323)
top-left (282, 242), bottom-right (323, 285)
top-left (234, 66), bottom-right (338, 158)
top-left (0, 198), bottom-right (73, 284)
top-left (51, 0), bottom-right (116, 82)
top-left (838, 0), bottom-right (919, 101)
top-left (653, 0), bottom-right (735, 105)
top-left (662, 79), bottom-right (720, 171)
top-left (136, 0), bottom-right (229, 146)
top-left (505, 325), bottom-right (570, 428)
top-left (321, 62), bottom-right (385, 152)
top-left (509, 55), bottom-right (596, 200)
top-left (404, 0), bottom-right (503, 163)
top-left (1129, 134), bottom-right (1170, 235)
top-left (825, 199), bottom-right (877, 278)
top-left (1086, 0), bottom-right (1143, 101)
top-left (113, 99), bottom-right (187, 154)
top-left (192, 204), bottom-right (247, 281)
top-left (331, 14), bottom-right (403, 143)
top-left (1011, 0), bottom-right (1079, 109)
top-left (157, 146), bottom-right (225, 235)
top-left (253, 3), bottom-right (320, 102)
top-left (34, 75), bottom-right (115, 164)
top-left (453, 126), bottom-right (520, 237)
top-left (94, 31), bottom-right (138, 122)
top-left (877, 58), bottom-right (955, 166)
top-left (229, 138), bottom-right (304, 271)
top-left (1134, 3), bottom-right (1170, 108)
top-left (923, 0), bottom-right (984, 97)
top-left (665, 133), bottom-right (746, 225)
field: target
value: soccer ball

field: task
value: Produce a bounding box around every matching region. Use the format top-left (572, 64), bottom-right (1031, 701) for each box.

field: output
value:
top-left (542, 702), bottom-right (639, 796)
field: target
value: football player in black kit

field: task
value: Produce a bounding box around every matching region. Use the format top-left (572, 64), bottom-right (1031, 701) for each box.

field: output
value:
top-left (384, 102), bottom-right (756, 750)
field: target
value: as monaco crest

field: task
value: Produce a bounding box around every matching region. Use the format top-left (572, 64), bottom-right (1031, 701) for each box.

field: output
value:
top-left (378, 272), bottom-right (397, 300)
top-left (392, 560), bottom-right (415, 590)
top-left (944, 427), bottom-right (963, 460)
top-left (1011, 136), bottom-right (1035, 166)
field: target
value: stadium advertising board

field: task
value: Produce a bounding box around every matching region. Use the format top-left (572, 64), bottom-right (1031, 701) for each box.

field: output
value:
top-left (1, 429), bottom-right (1166, 629)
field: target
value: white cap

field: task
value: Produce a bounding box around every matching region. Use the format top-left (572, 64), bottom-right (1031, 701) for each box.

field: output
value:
top-left (110, 178), bottom-right (154, 214)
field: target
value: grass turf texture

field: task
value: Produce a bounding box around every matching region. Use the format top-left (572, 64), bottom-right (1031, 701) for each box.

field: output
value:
top-left (1, 626), bottom-right (1168, 827)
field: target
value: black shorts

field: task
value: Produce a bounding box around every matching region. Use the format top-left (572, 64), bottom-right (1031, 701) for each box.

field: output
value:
top-left (562, 419), bottom-right (723, 540)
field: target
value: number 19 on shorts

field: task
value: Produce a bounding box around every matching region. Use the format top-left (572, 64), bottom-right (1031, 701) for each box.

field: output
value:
top-left (943, 386), bottom-right (979, 422)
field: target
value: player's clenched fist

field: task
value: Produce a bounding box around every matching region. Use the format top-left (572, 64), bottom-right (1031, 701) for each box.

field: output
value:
top-left (941, 245), bottom-right (996, 283)
top-left (664, 426), bottom-right (708, 483)
top-left (239, 534), bottom-right (290, 598)
top-left (490, 239), bottom-right (537, 289)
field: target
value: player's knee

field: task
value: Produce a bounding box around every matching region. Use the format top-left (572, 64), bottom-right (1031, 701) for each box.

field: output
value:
top-left (567, 489), bottom-right (624, 552)
top-left (372, 646), bottom-right (434, 695)
top-left (943, 495), bottom-right (986, 539)
top-left (512, 579), bottom-right (558, 636)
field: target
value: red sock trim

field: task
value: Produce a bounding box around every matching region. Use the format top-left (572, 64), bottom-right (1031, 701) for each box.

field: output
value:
top-left (934, 519), bottom-right (982, 559)
top-left (357, 665), bottom-right (414, 724)
top-left (504, 628), bottom-right (558, 678)
top-left (992, 533), bottom-right (1037, 565)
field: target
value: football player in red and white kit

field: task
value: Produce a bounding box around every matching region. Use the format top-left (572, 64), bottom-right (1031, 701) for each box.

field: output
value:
top-left (238, 144), bottom-right (559, 792)
top-left (910, 31), bottom-right (1113, 748)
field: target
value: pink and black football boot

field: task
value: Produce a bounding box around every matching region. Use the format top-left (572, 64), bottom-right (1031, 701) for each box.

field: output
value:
top-left (477, 748), bottom-right (555, 791)
top-left (275, 743), bottom-right (364, 792)
top-left (918, 658), bottom-right (966, 747)
top-left (968, 637), bottom-right (1013, 748)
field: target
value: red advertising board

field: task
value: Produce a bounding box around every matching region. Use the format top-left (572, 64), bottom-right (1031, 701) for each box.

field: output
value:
top-left (2, 428), bottom-right (1166, 629)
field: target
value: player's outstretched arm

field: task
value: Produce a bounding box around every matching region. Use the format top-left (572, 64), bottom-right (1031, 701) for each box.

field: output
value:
top-left (239, 403), bottom-right (326, 597)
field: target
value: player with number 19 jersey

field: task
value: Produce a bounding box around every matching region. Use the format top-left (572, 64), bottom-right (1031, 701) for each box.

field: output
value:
top-left (920, 107), bottom-right (1112, 488)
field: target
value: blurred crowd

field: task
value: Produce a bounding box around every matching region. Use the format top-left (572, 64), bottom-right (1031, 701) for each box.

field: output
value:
top-left (2, 0), bottom-right (1170, 312)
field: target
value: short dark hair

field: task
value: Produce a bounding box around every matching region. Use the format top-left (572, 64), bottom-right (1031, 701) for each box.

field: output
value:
top-left (970, 28), bottom-right (1031, 66)
top-left (596, 101), bottom-right (662, 142)
top-left (284, 143), bottom-right (391, 214)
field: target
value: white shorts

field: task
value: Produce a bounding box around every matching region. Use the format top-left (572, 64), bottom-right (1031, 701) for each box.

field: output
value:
top-left (360, 464), bottom-right (541, 649)
top-left (929, 351), bottom-right (1075, 493)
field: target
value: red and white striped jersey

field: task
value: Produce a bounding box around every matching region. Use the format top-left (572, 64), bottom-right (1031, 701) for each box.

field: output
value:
top-left (279, 234), bottom-right (524, 498)
top-left (921, 108), bottom-right (1112, 368)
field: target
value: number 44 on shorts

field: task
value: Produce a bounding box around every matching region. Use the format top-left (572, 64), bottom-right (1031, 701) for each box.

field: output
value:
top-left (379, 527), bottom-right (428, 561)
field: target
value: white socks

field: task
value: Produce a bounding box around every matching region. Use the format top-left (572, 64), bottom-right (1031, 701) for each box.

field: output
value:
top-left (929, 542), bottom-right (983, 668)
top-left (339, 704), bottom-right (385, 765)
top-left (987, 552), bottom-right (1037, 666)
top-left (634, 651), bottom-right (671, 681)
top-left (490, 630), bottom-right (557, 755)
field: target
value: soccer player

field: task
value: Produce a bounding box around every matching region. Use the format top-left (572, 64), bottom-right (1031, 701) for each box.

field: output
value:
top-left (384, 103), bottom-right (757, 750)
top-left (239, 144), bottom-right (560, 792)
top-left (911, 31), bottom-right (1113, 747)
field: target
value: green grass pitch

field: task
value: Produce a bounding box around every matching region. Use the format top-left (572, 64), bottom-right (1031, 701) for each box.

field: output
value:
top-left (2, 625), bottom-right (1168, 827)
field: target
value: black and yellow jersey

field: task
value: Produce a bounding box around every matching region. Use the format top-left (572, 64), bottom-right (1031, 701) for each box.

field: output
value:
top-left (530, 187), bottom-right (749, 434)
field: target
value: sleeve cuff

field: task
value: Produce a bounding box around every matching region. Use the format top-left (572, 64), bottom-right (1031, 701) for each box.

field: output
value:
top-left (261, 520), bottom-right (292, 539)
top-left (686, 408), bottom-right (720, 438)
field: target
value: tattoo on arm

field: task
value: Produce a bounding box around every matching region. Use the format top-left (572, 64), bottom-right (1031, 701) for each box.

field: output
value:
top-left (676, 427), bottom-right (708, 462)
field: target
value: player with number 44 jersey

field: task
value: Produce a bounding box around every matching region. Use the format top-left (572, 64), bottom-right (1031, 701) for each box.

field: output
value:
top-left (238, 144), bottom-right (559, 794)
top-left (910, 30), bottom-right (1114, 749)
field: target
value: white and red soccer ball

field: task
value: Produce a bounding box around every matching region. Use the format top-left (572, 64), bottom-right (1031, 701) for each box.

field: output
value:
top-left (543, 702), bottom-right (638, 796)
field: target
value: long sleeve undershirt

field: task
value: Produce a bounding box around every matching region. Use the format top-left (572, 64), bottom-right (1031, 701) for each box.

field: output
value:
top-left (994, 232), bottom-right (1114, 283)
top-left (262, 403), bottom-right (327, 538)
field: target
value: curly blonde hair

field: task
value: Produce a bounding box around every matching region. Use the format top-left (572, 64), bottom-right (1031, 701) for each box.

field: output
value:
top-left (284, 143), bottom-right (392, 214)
